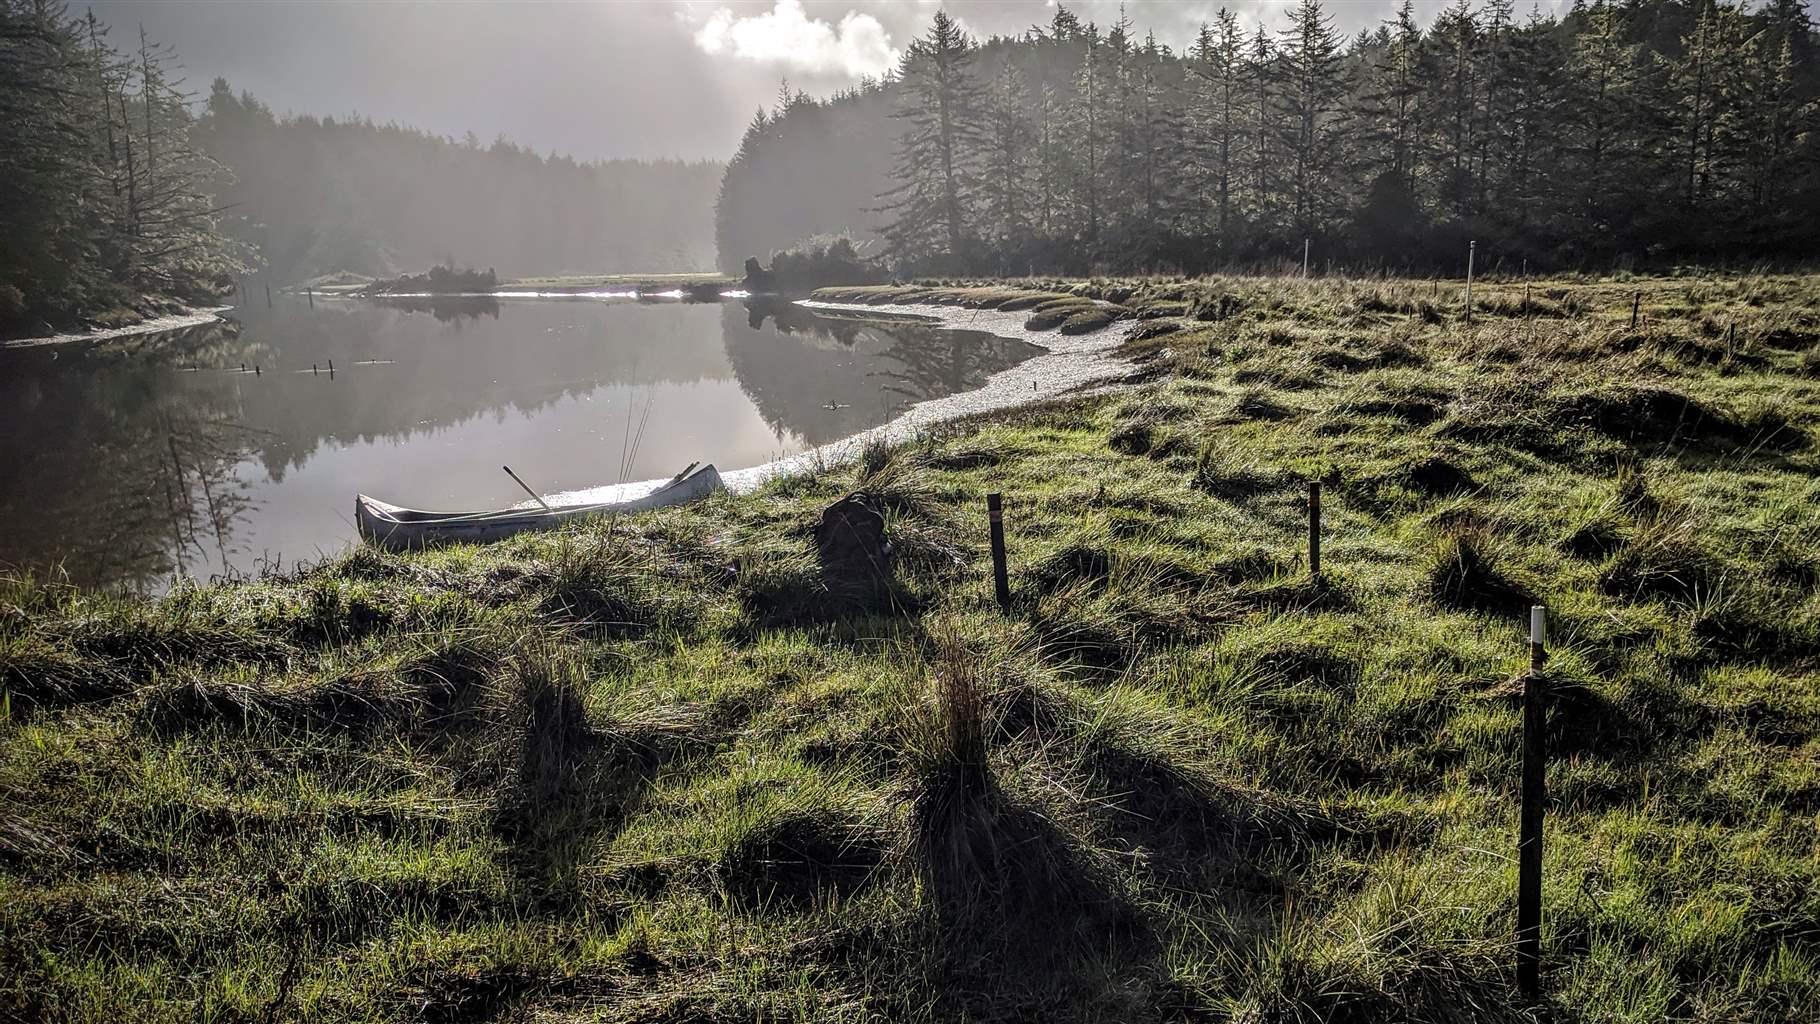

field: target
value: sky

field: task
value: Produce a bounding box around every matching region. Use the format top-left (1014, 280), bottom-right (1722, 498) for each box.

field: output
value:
top-left (87, 1), bottom-right (1508, 163)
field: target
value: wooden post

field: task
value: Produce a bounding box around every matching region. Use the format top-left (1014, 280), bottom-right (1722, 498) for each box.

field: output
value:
top-left (1464, 240), bottom-right (1476, 323)
top-left (1302, 238), bottom-right (1310, 279)
top-left (987, 493), bottom-right (1011, 614)
top-left (1308, 481), bottom-right (1322, 581)
top-left (265, 283), bottom-right (272, 308)
top-left (1523, 281), bottom-right (1531, 318)
top-left (307, 286), bottom-right (315, 309)
top-left (1630, 292), bottom-right (1640, 329)
top-left (1518, 604), bottom-right (1549, 1000)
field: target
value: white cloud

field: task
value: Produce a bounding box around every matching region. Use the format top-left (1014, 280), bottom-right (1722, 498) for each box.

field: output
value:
top-left (691, 1), bottom-right (900, 80)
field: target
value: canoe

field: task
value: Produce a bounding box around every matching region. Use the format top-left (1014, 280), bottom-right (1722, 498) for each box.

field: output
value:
top-left (356, 463), bottom-right (723, 550)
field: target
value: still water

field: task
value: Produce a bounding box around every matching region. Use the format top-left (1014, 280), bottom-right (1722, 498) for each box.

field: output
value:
top-left (0, 295), bottom-right (1041, 592)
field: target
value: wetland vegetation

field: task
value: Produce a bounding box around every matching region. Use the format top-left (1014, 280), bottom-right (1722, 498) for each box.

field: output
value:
top-left (6, 272), bottom-right (1818, 1021)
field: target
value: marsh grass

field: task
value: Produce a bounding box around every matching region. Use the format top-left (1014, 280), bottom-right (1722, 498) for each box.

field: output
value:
top-left (6, 272), bottom-right (1820, 1022)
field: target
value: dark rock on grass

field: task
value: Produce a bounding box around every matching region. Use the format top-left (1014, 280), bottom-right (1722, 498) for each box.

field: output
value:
top-left (718, 810), bottom-right (887, 910)
top-left (814, 492), bottom-right (894, 603)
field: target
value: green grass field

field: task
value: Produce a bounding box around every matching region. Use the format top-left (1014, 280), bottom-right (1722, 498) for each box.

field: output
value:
top-left (5, 273), bottom-right (1819, 1022)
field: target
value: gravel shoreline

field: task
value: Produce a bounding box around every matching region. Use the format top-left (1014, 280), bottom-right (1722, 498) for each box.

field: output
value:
top-left (532, 299), bottom-right (1138, 507)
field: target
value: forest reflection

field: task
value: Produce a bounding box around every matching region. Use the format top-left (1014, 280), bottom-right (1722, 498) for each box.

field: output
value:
top-left (0, 297), bottom-right (1041, 591)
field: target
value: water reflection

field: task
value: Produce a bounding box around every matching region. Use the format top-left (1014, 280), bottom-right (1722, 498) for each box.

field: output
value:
top-left (0, 297), bottom-right (1041, 591)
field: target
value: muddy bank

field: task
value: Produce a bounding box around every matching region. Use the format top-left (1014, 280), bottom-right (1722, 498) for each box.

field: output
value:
top-left (534, 299), bottom-right (1136, 507)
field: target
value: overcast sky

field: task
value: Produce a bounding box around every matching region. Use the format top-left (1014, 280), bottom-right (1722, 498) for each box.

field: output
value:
top-left (88, 1), bottom-right (1513, 163)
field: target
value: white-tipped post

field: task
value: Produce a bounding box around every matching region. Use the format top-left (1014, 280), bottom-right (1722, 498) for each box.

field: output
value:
top-left (1530, 605), bottom-right (1545, 649)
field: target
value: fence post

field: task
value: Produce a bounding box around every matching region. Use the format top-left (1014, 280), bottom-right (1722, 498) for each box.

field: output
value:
top-left (1464, 240), bottom-right (1476, 323)
top-left (265, 283), bottom-right (272, 308)
top-left (307, 287), bottom-right (315, 309)
top-left (1518, 604), bottom-right (1549, 999)
top-left (1308, 481), bottom-right (1322, 581)
top-left (988, 493), bottom-right (1011, 614)
top-left (1630, 292), bottom-right (1640, 329)
top-left (1302, 238), bottom-right (1310, 279)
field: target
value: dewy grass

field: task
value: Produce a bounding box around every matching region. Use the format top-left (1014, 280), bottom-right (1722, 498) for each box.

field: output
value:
top-left (5, 272), bottom-right (1820, 1022)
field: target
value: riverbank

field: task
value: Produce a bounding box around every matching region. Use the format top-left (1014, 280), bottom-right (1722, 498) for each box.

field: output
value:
top-left (4, 273), bottom-right (1819, 1021)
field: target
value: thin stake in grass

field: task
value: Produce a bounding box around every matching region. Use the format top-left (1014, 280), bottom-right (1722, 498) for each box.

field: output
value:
top-left (988, 493), bottom-right (1010, 613)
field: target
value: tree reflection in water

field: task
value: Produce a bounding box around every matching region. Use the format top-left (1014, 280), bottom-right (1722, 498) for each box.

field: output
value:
top-left (725, 298), bottom-right (1041, 446)
top-left (0, 323), bottom-right (266, 590)
top-left (0, 297), bottom-right (1042, 591)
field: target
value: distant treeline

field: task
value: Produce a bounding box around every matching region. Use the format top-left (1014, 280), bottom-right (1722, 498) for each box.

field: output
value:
top-left (1, 1), bottom-right (237, 335)
top-left (198, 84), bottom-right (723, 285)
top-left (1, 0), bottom-right (725, 335)
top-left (716, 0), bottom-right (1820, 275)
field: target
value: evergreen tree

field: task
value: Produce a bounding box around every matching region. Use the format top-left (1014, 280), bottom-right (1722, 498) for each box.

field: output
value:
top-left (1246, 25), bottom-right (1280, 236)
top-left (1275, 0), bottom-right (1348, 239)
top-left (0, 0), bottom-right (234, 334)
top-left (982, 57), bottom-right (1034, 249)
top-left (881, 11), bottom-right (985, 267)
top-left (1189, 9), bottom-right (1248, 248)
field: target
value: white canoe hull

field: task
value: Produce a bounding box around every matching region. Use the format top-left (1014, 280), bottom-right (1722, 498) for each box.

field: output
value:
top-left (356, 464), bottom-right (723, 550)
